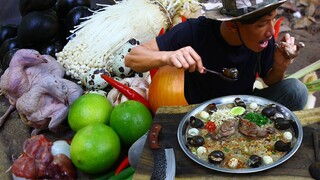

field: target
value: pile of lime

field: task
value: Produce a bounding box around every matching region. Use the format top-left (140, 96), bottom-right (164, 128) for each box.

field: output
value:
top-left (110, 100), bottom-right (153, 147)
top-left (68, 93), bottom-right (113, 132)
top-left (67, 94), bottom-right (153, 174)
top-left (230, 106), bottom-right (246, 116)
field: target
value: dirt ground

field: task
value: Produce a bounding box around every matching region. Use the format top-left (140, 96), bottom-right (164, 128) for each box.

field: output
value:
top-left (0, 0), bottom-right (319, 108)
top-left (278, 0), bottom-right (320, 108)
top-left (286, 29), bottom-right (320, 107)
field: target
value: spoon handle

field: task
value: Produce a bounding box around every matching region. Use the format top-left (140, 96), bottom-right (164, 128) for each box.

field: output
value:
top-left (313, 130), bottom-right (319, 162)
top-left (203, 67), bottom-right (220, 76)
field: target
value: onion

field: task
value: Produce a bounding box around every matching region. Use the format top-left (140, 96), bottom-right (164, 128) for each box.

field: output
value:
top-left (51, 140), bottom-right (70, 158)
top-left (12, 173), bottom-right (26, 180)
top-left (148, 66), bottom-right (188, 114)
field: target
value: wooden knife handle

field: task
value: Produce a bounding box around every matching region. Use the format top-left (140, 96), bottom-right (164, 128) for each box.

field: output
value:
top-left (148, 123), bottom-right (162, 150)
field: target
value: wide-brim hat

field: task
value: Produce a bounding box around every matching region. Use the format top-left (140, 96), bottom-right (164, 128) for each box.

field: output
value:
top-left (203, 0), bottom-right (286, 21)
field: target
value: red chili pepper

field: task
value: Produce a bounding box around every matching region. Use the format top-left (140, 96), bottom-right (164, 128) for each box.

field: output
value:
top-left (255, 72), bottom-right (259, 79)
top-left (101, 74), bottom-right (150, 108)
top-left (205, 121), bottom-right (217, 132)
top-left (158, 27), bottom-right (165, 36)
top-left (149, 68), bottom-right (158, 80)
top-left (274, 17), bottom-right (284, 41)
top-left (115, 156), bottom-right (130, 175)
top-left (181, 15), bottom-right (187, 22)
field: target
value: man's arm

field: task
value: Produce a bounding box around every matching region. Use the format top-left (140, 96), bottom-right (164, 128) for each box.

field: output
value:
top-left (263, 33), bottom-right (300, 86)
top-left (124, 38), bottom-right (167, 72)
top-left (124, 38), bottom-right (205, 73)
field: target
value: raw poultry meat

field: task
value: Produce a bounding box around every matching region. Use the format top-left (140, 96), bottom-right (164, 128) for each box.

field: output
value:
top-left (16, 75), bottom-right (68, 135)
top-left (0, 49), bottom-right (47, 105)
top-left (0, 49), bottom-right (83, 134)
top-left (26, 54), bottom-right (65, 80)
top-left (0, 49), bottom-right (48, 127)
top-left (16, 77), bottom-right (83, 135)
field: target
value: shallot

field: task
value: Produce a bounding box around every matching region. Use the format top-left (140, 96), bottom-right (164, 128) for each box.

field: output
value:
top-left (51, 140), bottom-right (71, 158)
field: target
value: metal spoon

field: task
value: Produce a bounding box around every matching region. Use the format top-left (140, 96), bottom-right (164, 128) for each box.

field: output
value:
top-left (309, 130), bottom-right (320, 179)
top-left (203, 67), bottom-right (238, 81)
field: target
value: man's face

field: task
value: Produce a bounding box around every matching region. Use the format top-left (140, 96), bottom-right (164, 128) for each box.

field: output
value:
top-left (237, 10), bottom-right (278, 52)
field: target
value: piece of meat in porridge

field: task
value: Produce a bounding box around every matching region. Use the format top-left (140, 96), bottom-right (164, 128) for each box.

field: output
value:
top-left (209, 120), bottom-right (237, 140)
top-left (238, 118), bottom-right (275, 139)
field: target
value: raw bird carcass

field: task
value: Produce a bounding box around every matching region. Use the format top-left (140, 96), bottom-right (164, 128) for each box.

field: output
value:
top-left (0, 49), bottom-right (83, 135)
top-left (56, 0), bottom-right (202, 81)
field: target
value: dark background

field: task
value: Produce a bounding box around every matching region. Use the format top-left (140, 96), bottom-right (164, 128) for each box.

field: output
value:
top-left (0, 0), bottom-right (118, 25)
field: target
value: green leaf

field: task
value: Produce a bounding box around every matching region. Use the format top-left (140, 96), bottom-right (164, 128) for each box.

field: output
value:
top-left (286, 59), bottom-right (320, 79)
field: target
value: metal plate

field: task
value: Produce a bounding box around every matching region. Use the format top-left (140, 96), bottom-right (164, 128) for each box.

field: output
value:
top-left (177, 95), bottom-right (303, 173)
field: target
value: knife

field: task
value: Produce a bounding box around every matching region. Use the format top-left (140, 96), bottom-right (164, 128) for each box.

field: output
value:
top-left (148, 123), bottom-right (176, 180)
top-left (128, 131), bottom-right (148, 168)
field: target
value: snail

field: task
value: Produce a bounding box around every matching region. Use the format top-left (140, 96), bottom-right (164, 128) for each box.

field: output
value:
top-left (275, 41), bottom-right (305, 59)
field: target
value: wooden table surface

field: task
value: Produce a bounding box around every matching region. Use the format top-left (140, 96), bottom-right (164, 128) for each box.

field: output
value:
top-left (133, 105), bottom-right (320, 180)
top-left (0, 96), bottom-right (319, 180)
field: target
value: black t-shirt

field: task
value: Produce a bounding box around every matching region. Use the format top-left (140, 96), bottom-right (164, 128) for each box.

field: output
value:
top-left (156, 16), bottom-right (275, 104)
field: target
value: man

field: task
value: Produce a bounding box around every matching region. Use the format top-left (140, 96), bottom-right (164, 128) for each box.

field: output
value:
top-left (125, 0), bottom-right (308, 111)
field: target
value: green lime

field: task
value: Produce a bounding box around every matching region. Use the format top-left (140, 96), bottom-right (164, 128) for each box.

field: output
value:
top-left (230, 106), bottom-right (246, 116)
top-left (110, 100), bottom-right (153, 147)
top-left (68, 93), bottom-right (113, 132)
top-left (70, 123), bottom-right (121, 174)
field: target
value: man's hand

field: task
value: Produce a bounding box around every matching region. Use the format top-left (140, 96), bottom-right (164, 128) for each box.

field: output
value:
top-left (167, 46), bottom-right (205, 73)
top-left (275, 41), bottom-right (305, 60)
top-left (273, 33), bottom-right (304, 71)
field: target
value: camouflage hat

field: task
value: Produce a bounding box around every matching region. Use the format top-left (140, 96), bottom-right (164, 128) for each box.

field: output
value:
top-left (204, 0), bottom-right (286, 21)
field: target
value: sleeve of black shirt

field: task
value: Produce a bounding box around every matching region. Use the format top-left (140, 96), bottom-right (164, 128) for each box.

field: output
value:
top-left (156, 20), bottom-right (194, 51)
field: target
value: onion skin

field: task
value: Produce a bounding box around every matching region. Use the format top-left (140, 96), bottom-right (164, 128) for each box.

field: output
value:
top-left (148, 65), bottom-right (188, 114)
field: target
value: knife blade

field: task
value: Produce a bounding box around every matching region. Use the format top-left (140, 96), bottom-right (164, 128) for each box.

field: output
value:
top-left (148, 123), bottom-right (176, 180)
top-left (128, 131), bottom-right (148, 168)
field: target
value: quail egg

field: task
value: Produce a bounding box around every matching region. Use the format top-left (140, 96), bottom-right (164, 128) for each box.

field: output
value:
top-left (199, 111), bottom-right (210, 120)
top-left (249, 102), bottom-right (258, 110)
top-left (227, 157), bottom-right (239, 168)
top-left (196, 146), bottom-right (207, 156)
top-left (81, 68), bottom-right (111, 90)
top-left (188, 128), bottom-right (199, 136)
top-left (283, 131), bottom-right (293, 141)
top-left (262, 155), bottom-right (273, 165)
top-left (111, 38), bottom-right (140, 78)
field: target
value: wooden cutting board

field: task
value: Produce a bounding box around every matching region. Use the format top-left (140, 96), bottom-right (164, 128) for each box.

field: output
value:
top-left (134, 106), bottom-right (320, 180)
